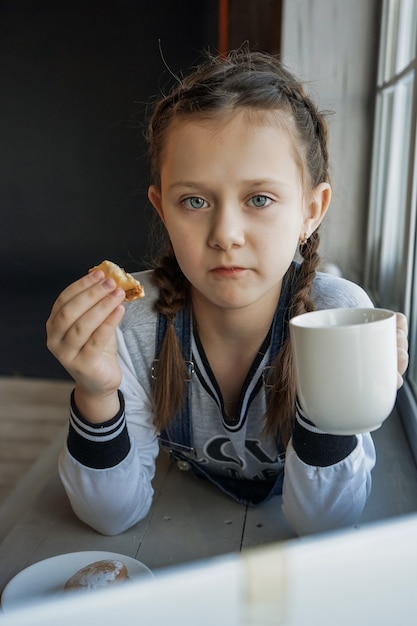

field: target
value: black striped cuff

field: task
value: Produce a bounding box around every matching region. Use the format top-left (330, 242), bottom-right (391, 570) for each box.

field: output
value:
top-left (293, 403), bottom-right (357, 467)
top-left (67, 390), bottom-right (131, 469)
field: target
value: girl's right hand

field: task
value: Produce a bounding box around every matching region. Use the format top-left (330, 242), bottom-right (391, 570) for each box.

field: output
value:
top-left (46, 269), bottom-right (126, 417)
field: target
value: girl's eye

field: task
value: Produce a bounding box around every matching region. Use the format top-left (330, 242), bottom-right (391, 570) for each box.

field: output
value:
top-left (248, 194), bottom-right (273, 208)
top-left (183, 196), bottom-right (209, 210)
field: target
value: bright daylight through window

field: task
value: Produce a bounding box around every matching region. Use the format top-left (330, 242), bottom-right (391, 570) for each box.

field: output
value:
top-left (365, 0), bottom-right (417, 455)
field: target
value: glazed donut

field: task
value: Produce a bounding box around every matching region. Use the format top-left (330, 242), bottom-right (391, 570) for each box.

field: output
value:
top-left (64, 559), bottom-right (128, 591)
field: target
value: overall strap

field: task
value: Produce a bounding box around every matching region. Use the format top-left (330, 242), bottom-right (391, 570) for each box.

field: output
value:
top-left (154, 307), bottom-right (195, 458)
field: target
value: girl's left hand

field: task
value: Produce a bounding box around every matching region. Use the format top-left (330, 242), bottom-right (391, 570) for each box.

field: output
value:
top-left (396, 312), bottom-right (409, 388)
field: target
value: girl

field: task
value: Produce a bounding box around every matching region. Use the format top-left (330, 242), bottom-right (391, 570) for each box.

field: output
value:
top-left (46, 49), bottom-right (409, 537)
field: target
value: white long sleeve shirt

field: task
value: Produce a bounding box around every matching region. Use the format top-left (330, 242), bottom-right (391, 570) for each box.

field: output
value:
top-left (59, 268), bottom-right (376, 536)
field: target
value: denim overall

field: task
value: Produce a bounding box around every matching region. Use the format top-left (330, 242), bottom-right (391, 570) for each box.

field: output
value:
top-left (154, 264), bottom-right (298, 506)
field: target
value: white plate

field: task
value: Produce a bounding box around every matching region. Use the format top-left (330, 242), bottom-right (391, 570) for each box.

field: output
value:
top-left (1, 550), bottom-right (153, 611)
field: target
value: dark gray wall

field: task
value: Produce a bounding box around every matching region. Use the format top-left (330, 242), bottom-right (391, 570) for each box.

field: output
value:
top-left (0, 0), bottom-right (218, 377)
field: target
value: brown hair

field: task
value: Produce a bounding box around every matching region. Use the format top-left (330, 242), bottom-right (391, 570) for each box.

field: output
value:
top-left (148, 48), bottom-right (330, 445)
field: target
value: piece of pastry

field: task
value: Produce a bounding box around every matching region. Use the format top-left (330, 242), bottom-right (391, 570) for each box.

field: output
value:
top-left (64, 559), bottom-right (128, 591)
top-left (89, 260), bottom-right (144, 301)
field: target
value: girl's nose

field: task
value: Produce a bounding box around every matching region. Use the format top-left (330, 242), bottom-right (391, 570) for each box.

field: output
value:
top-left (208, 204), bottom-right (245, 250)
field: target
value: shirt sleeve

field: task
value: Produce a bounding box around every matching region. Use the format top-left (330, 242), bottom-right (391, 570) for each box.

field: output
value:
top-left (280, 273), bottom-right (376, 535)
top-left (292, 402), bottom-right (358, 466)
top-left (58, 329), bottom-right (159, 535)
top-left (282, 408), bottom-right (376, 536)
top-left (66, 389), bottom-right (131, 468)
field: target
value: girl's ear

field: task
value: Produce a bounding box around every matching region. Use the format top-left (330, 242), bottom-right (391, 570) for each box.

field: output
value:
top-left (302, 182), bottom-right (331, 238)
top-left (148, 185), bottom-right (165, 223)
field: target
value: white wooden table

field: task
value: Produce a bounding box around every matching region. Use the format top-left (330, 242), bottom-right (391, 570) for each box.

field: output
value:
top-left (1, 407), bottom-right (417, 600)
top-left (0, 443), bottom-right (296, 596)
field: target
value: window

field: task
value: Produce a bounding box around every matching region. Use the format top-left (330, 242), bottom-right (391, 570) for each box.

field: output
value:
top-left (365, 0), bottom-right (417, 457)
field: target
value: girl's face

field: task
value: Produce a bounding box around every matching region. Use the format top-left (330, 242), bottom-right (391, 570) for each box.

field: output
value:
top-left (149, 111), bottom-right (330, 314)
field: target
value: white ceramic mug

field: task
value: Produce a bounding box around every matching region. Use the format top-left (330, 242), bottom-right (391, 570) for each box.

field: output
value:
top-left (289, 308), bottom-right (397, 435)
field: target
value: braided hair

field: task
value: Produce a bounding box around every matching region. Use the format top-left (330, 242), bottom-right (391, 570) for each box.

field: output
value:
top-left (148, 48), bottom-right (330, 443)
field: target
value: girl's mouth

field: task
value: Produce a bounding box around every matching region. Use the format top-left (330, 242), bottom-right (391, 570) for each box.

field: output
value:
top-left (211, 266), bottom-right (246, 277)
